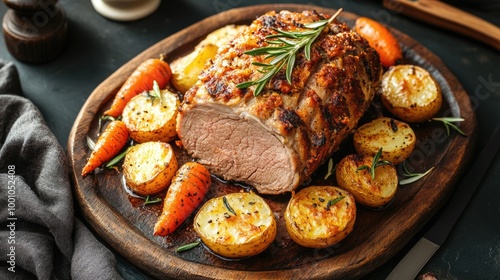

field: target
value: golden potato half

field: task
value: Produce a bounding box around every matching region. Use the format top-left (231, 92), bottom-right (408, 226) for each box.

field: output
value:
top-left (171, 25), bottom-right (247, 93)
top-left (353, 117), bottom-right (416, 165)
top-left (122, 89), bottom-right (179, 143)
top-left (194, 192), bottom-right (276, 258)
top-left (336, 154), bottom-right (398, 208)
top-left (123, 141), bottom-right (178, 196)
top-left (284, 186), bottom-right (356, 248)
top-left (380, 64), bottom-right (442, 123)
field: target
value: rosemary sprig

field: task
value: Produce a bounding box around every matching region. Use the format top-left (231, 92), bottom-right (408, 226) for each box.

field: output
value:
top-left (176, 241), bottom-right (201, 253)
top-left (356, 148), bottom-right (392, 180)
top-left (147, 80), bottom-right (163, 106)
top-left (237, 8), bottom-right (343, 96)
top-left (432, 117), bottom-right (466, 137)
top-left (399, 163), bottom-right (435, 185)
top-left (144, 195), bottom-right (162, 205)
top-left (223, 196), bottom-right (236, 216)
top-left (326, 196), bottom-right (345, 210)
top-left (105, 146), bottom-right (132, 169)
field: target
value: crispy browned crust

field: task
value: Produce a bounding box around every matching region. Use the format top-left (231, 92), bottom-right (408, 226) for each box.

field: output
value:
top-left (179, 10), bottom-right (382, 193)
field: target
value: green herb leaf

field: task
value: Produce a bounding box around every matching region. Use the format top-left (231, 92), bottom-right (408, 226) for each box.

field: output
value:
top-left (356, 148), bottom-right (392, 180)
top-left (176, 241), bottom-right (201, 253)
top-left (324, 158), bottom-right (334, 180)
top-left (144, 195), bottom-right (162, 205)
top-left (147, 80), bottom-right (163, 106)
top-left (326, 196), bottom-right (345, 210)
top-left (86, 136), bottom-right (96, 151)
top-left (432, 117), bottom-right (466, 137)
top-left (105, 146), bottom-right (132, 169)
top-left (237, 8), bottom-right (343, 96)
top-left (223, 196), bottom-right (236, 216)
top-left (399, 163), bottom-right (435, 185)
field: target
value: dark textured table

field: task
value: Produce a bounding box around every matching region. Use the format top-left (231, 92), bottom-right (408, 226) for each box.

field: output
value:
top-left (1, 0), bottom-right (498, 279)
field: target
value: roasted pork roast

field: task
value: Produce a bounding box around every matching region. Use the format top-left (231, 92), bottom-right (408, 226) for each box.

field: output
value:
top-left (177, 10), bottom-right (382, 194)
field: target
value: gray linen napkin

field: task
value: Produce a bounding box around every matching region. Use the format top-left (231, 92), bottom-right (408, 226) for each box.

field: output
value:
top-left (0, 60), bottom-right (121, 280)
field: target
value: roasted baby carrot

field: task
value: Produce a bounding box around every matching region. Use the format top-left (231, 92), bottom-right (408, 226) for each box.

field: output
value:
top-left (354, 17), bottom-right (402, 68)
top-left (154, 162), bottom-right (211, 236)
top-left (103, 58), bottom-right (172, 118)
top-left (82, 120), bottom-right (129, 177)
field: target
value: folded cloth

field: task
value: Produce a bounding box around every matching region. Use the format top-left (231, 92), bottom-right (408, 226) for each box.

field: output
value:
top-left (0, 60), bottom-right (122, 280)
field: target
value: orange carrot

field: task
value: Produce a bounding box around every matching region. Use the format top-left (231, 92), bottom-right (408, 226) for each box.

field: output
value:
top-left (104, 58), bottom-right (172, 118)
top-left (154, 162), bottom-right (211, 236)
top-left (82, 120), bottom-right (129, 177)
top-left (354, 17), bottom-right (402, 68)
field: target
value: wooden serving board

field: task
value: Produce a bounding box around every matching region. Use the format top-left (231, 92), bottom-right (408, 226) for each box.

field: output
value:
top-left (67, 4), bottom-right (477, 279)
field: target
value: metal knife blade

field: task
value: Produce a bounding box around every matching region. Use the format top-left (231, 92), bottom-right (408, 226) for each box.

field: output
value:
top-left (386, 125), bottom-right (500, 280)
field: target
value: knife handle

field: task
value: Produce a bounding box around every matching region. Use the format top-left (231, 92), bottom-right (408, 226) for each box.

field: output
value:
top-left (383, 0), bottom-right (500, 51)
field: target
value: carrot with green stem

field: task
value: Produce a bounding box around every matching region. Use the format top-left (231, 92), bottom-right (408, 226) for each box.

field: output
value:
top-left (104, 57), bottom-right (172, 118)
top-left (82, 120), bottom-right (129, 177)
top-left (154, 162), bottom-right (211, 236)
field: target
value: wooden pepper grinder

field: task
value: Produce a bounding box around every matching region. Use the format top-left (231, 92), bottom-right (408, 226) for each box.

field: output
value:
top-left (2, 0), bottom-right (68, 63)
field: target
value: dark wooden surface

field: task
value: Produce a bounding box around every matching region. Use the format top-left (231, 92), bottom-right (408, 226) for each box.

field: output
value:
top-left (1, 1), bottom-right (499, 279)
top-left (67, 4), bottom-right (476, 279)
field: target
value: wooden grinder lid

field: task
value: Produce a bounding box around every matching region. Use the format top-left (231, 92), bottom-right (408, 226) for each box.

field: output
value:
top-left (2, 0), bottom-right (68, 63)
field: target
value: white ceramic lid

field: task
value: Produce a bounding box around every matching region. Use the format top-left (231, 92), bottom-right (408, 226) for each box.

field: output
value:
top-left (91, 0), bottom-right (161, 21)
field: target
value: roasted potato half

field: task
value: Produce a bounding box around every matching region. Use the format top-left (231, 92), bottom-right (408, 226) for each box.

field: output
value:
top-left (380, 64), bottom-right (442, 123)
top-left (170, 43), bottom-right (218, 93)
top-left (336, 154), bottom-right (398, 208)
top-left (194, 192), bottom-right (276, 258)
top-left (170, 25), bottom-right (247, 93)
top-left (284, 186), bottom-right (356, 248)
top-left (123, 141), bottom-right (178, 196)
top-left (353, 117), bottom-right (416, 165)
top-left (122, 88), bottom-right (179, 143)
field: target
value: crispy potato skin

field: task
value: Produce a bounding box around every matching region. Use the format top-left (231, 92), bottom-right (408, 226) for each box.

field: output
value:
top-left (123, 142), bottom-right (178, 196)
top-left (336, 154), bottom-right (398, 208)
top-left (171, 25), bottom-right (247, 93)
top-left (284, 186), bottom-right (356, 248)
top-left (353, 117), bottom-right (416, 165)
top-left (193, 192), bottom-right (276, 258)
top-left (122, 89), bottom-right (179, 143)
top-left (380, 65), bottom-right (442, 123)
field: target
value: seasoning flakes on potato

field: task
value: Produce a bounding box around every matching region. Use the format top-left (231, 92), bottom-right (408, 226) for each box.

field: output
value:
top-left (353, 117), bottom-right (416, 165)
top-left (122, 87), bottom-right (179, 143)
top-left (194, 192), bottom-right (276, 258)
top-left (123, 141), bottom-right (178, 196)
top-left (284, 186), bottom-right (356, 248)
top-left (336, 154), bottom-right (398, 208)
top-left (380, 64), bottom-right (442, 123)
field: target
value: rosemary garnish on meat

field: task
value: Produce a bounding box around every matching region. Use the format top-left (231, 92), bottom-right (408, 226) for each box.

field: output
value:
top-left (237, 8), bottom-right (343, 96)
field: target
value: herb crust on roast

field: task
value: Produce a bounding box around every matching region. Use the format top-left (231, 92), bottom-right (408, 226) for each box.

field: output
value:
top-left (177, 10), bottom-right (383, 194)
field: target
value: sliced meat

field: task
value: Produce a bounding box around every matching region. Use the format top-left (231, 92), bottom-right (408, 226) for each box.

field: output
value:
top-left (177, 10), bottom-right (382, 194)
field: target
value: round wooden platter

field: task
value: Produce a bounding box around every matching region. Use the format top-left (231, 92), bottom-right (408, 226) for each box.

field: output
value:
top-left (67, 4), bottom-right (477, 280)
